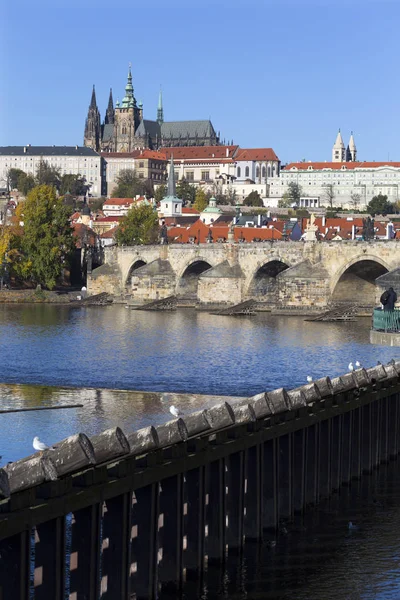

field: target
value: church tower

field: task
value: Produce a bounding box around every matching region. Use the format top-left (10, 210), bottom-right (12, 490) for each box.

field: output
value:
top-left (157, 88), bottom-right (164, 125)
top-left (84, 86), bottom-right (101, 151)
top-left (346, 132), bottom-right (357, 162)
top-left (105, 88), bottom-right (115, 125)
top-left (332, 129), bottom-right (346, 162)
top-left (113, 65), bottom-right (142, 152)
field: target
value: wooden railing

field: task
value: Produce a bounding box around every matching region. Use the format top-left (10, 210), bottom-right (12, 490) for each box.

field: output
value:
top-left (0, 362), bottom-right (400, 599)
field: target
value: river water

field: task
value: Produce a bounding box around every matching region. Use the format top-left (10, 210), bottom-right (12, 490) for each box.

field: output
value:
top-left (0, 304), bottom-right (399, 599)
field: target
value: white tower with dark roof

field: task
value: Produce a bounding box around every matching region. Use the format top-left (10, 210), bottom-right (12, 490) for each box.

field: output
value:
top-left (346, 132), bottom-right (357, 162)
top-left (332, 129), bottom-right (346, 162)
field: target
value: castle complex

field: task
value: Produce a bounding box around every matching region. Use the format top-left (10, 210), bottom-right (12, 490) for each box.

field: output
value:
top-left (84, 66), bottom-right (220, 152)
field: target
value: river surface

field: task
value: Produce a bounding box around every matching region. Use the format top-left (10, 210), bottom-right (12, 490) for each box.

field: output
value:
top-left (0, 304), bottom-right (399, 599)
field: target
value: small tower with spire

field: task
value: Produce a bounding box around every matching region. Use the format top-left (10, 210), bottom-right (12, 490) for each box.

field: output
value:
top-left (105, 88), bottom-right (115, 125)
top-left (346, 132), bottom-right (357, 162)
top-left (157, 87), bottom-right (164, 125)
top-left (161, 157), bottom-right (182, 217)
top-left (84, 85), bottom-right (101, 151)
top-left (332, 129), bottom-right (346, 162)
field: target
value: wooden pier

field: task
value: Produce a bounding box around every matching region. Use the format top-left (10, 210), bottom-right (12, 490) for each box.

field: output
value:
top-left (132, 295), bottom-right (177, 311)
top-left (214, 299), bottom-right (257, 316)
top-left (1, 361), bottom-right (400, 598)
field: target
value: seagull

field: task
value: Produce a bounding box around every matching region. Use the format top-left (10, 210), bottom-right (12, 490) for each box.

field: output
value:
top-left (307, 375), bottom-right (313, 383)
top-left (33, 436), bottom-right (54, 454)
top-left (169, 405), bottom-right (182, 418)
top-left (355, 361), bottom-right (362, 368)
top-left (377, 361), bottom-right (382, 366)
top-left (348, 362), bottom-right (354, 372)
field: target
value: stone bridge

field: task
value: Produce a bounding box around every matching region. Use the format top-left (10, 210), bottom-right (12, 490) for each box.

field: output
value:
top-left (88, 240), bottom-right (400, 309)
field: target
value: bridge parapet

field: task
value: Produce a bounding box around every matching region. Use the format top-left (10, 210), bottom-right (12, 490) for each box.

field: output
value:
top-left (1, 361), bottom-right (400, 598)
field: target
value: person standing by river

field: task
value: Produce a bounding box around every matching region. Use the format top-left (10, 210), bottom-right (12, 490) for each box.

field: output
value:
top-left (380, 287), bottom-right (397, 311)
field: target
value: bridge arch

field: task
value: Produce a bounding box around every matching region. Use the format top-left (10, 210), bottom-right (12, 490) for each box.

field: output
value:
top-left (125, 259), bottom-right (147, 288)
top-left (246, 259), bottom-right (290, 304)
top-left (176, 259), bottom-right (213, 301)
top-left (330, 255), bottom-right (390, 307)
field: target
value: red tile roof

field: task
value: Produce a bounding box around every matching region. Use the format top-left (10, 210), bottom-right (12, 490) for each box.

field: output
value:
top-left (94, 216), bottom-right (123, 223)
top-left (167, 219), bottom-right (284, 243)
top-left (101, 150), bottom-right (166, 160)
top-left (285, 161), bottom-right (400, 171)
top-left (72, 223), bottom-right (97, 248)
top-left (182, 207), bottom-right (200, 214)
top-left (104, 198), bottom-right (135, 206)
top-left (161, 146), bottom-right (239, 160)
top-left (100, 227), bottom-right (118, 239)
top-left (235, 148), bottom-right (279, 162)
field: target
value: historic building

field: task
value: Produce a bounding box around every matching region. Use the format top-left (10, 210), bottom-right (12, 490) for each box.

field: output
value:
top-left (0, 146), bottom-right (102, 196)
top-left (84, 66), bottom-right (220, 153)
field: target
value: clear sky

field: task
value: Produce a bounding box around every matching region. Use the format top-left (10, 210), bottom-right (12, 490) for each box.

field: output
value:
top-left (1, 0), bottom-right (398, 163)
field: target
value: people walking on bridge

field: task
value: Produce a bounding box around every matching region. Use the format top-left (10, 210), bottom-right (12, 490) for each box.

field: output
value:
top-left (380, 287), bottom-right (397, 311)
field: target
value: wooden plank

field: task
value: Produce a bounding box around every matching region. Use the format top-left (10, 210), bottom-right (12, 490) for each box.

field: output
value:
top-left (225, 451), bottom-right (245, 550)
top-left (69, 504), bottom-right (101, 600)
top-left (100, 493), bottom-right (131, 600)
top-left (130, 483), bottom-right (159, 600)
top-left (34, 517), bottom-right (65, 600)
top-left (277, 433), bottom-right (292, 519)
top-left (292, 428), bottom-right (306, 513)
top-left (0, 531), bottom-right (30, 600)
top-left (205, 459), bottom-right (225, 561)
top-left (262, 439), bottom-right (277, 530)
top-left (157, 474), bottom-right (183, 594)
top-left (243, 444), bottom-right (262, 540)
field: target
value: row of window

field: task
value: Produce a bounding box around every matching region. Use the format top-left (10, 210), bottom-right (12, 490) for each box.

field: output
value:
top-left (237, 166), bottom-right (276, 178)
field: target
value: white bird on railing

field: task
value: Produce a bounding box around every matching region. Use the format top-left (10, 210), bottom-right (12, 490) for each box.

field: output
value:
top-left (33, 436), bottom-right (54, 453)
top-left (348, 362), bottom-right (354, 372)
top-left (307, 375), bottom-right (313, 383)
top-left (169, 405), bottom-right (182, 418)
top-left (355, 360), bottom-right (362, 368)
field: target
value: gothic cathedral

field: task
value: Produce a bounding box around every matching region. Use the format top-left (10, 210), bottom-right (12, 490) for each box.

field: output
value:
top-left (84, 66), bottom-right (220, 152)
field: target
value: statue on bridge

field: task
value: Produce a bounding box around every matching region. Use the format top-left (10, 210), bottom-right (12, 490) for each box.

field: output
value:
top-left (160, 221), bottom-right (168, 245)
top-left (362, 217), bottom-right (375, 241)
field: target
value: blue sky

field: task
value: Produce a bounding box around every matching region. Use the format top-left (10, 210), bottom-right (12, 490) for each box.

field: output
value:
top-left (1, 0), bottom-right (398, 163)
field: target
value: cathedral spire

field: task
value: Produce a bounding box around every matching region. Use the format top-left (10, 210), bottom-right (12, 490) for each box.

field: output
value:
top-left (84, 85), bottom-right (101, 151)
top-left (167, 156), bottom-right (176, 197)
top-left (122, 63), bottom-right (135, 108)
top-left (157, 87), bottom-right (164, 125)
top-left (346, 131), bottom-right (357, 162)
top-left (105, 88), bottom-right (115, 125)
top-left (332, 128), bottom-right (346, 162)
top-left (90, 85), bottom-right (97, 109)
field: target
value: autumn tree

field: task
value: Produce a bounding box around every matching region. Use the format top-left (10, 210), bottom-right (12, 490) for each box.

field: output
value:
top-left (115, 203), bottom-right (159, 246)
top-left (193, 187), bottom-right (208, 212)
top-left (16, 185), bottom-right (75, 288)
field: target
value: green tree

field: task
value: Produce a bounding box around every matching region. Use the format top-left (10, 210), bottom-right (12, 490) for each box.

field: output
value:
top-left (17, 185), bottom-right (75, 289)
top-left (35, 160), bottom-right (61, 190)
top-left (367, 194), bottom-right (393, 216)
top-left (193, 188), bottom-right (208, 212)
top-left (6, 168), bottom-right (25, 191)
top-left (154, 184), bottom-right (167, 203)
top-left (176, 179), bottom-right (196, 205)
top-left (287, 181), bottom-right (302, 205)
top-left (278, 191), bottom-right (292, 208)
top-left (17, 172), bottom-right (36, 196)
top-left (111, 169), bottom-right (143, 198)
top-left (243, 190), bottom-right (263, 207)
top-left (60, 174), bottom-right (89, 196)
top-left (115, 203), bottom-right (159, 246)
